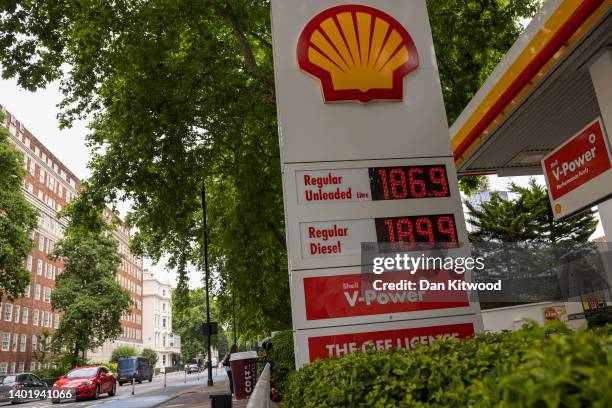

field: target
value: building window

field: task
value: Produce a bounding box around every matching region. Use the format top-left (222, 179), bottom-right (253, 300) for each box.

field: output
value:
top-left (163, 336), bottom-right (166, 347)
top-left (0, 363), bottom-right (7, 375)
top-left (44, 287), bottom-right (51, 303)
top-left (162, 318), bottom-right (166, 328)
top-left (46, 265), bottom-right (53, 279)
top-left (38, 236), bottom-right (44, 251)
top-left (33, 309), bottom-right (39, 326)
top-left (24, 285), bottom-right (30, 298)
top-left (22, 307), bottom-right (29, 324)
top-left (35, 284), bottom-right (41, 300)
top-left (1, 333), bottom-right (9, 351)
top-left (26, 256), bottom-right (33, 271)
top-left (42, 311), bottom-right (49, 327)
top-left (18, 362), bottom-right (24, 373)
top-left (14, 305), bottom-right (20, 323)
top-left (162, 355), bottom-right (166, 365)
top-left (162, 303), bottom-right (166, 312)
top-left (37, 260), bottom-right (43, 275)
top-left (31, 335), bottom-right (37, 350)
top-left (54, 313), bottom-right (60, 329)
top-left (19, 334), bottom-right (26, 352)
top-left (12, 334), bottom-right (18, 351)
top-left (4, 303), bottom-right (13, 321)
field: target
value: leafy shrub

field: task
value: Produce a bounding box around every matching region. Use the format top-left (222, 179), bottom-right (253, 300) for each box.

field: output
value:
top-left (111, 346), bottom-right (138, 363)
top-left (140, 348), bottom-right (159, 368)
top-left (264, 331), bottom-right (295, 394)
top-left (284, 323), bottom-right (612, 407)
top-left (89, 361), bottom-right (118, 374)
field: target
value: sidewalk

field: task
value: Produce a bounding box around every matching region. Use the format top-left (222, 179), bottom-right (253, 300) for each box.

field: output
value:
top-left (156, 381), bottom-right (248, 408)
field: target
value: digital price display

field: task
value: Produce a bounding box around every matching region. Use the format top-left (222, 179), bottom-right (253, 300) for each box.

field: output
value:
top-left (375, 214), bottom-right (458, 250)
top-left (369, 165), bottom-right (450, 201)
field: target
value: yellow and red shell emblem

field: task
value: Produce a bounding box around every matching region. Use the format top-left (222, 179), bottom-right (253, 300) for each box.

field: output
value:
top-left (297, 4), bottom-right (419, 103)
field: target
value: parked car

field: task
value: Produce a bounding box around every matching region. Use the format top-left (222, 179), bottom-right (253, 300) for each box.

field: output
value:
top-left (117, 356), bottom-right (153, 385)
top-left (0, 373), bottom-right (48, 404)
top-left (187, 363), bottom-right (200, 374)
top-left (51, 366), bottom-right (116, 403)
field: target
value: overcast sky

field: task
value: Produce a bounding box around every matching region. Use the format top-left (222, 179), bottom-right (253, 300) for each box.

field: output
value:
top-left (1, 76), bottom-right (604, 290)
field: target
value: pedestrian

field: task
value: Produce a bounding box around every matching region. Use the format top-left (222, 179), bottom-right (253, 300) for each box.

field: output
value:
top-left (222, 344), bottom-right (238, 394)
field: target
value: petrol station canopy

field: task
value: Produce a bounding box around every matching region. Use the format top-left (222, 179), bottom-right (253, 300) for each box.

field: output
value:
top-left (450, 0), bottom-right (612, 177)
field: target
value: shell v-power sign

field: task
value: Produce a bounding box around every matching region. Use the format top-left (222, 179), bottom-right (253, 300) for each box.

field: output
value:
top-left (271, 1), bottom-right (483, 367)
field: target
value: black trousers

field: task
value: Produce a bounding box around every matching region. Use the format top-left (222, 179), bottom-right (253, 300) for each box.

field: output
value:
top-left (227, 370), bottom-right (234, 394)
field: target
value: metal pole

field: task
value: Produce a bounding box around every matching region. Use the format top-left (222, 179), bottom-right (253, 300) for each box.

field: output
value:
top-left (202, 184), bottom-right (214, 387)
top-left (164, 370), bottom-right (167, 388)
top-left (232, 289), bottom-right (237, 345)
top-left (131, 377), bottom-right (135, 395)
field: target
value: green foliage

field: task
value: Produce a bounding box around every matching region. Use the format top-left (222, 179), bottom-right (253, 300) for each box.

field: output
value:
top-left (458, 176), bottom-right (487, 196)
top-left (140, 348), bottom-right (159, 368)
top-left (427, 0), bottom-right (543, 125)
top-left (284, 324), bottom-right (612, 407)
top-left (89, 361), bottom-right (118, 374)
top-left (50, 192), bottom-right (133, 368)
top-left (111, 346), bottom-right (139, 364)
top-left (32, 329), bottom-right (53, 366)
top-left (263, 331), bottom-right (295, 394)
top-left (0, 1), bottom-right (542, 334)
top-left (466, 178), bottom-right (597, 243)
top-left (172, 288), bottom-right (229, 364)
top-left (0, 111), bottom-right (38, 299)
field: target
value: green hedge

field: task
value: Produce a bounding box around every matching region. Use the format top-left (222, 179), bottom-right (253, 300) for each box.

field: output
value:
top-left (284, 323), bottom-right (612, 407)
top-left (264, 331), bottom-right (295, 394)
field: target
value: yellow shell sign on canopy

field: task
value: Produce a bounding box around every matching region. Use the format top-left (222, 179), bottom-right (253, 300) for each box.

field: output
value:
top-left (297, 4), bottom-right (419, 103)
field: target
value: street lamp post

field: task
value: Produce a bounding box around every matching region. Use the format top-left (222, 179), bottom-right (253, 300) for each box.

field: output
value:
top-left (232, 289), bottom-right (237, 345)
top-left (202, 183), bottom-right (214, 387)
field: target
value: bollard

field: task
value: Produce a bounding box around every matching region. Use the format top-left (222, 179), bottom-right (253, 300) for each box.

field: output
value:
top-left (164, 370), bottom-right (167, 388)
top-left (131, 377), bottom-right (135, 396)
top-left (198, 368), bottom-right (200, 382)
top-left (184, 369), bottom-right (187, 384)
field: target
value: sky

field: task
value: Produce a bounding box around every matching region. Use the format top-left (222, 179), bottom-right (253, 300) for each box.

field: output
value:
top-left (0, 76), bottom-right (605, 289)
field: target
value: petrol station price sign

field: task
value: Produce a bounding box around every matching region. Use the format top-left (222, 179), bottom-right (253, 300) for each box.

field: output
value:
top-left (271, 0), bottom-right (482, 367)
top-left (297, 164), bottom-right (451, 204)
top-left (301, 214), bottom-right (458, 258)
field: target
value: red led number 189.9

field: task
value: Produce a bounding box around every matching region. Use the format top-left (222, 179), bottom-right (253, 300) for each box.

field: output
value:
top-left (369, 165), bottom-right (450, 201)
top-left (375, 214), bottom-right (458, 250)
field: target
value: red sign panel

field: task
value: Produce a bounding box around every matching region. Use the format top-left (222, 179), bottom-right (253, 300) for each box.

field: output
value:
top-left (307, 322), bottom-right (475, 361)
top-left (303, 271), bottom-right (469, 320)
top-left (542, 120), bottom-right (611, 200)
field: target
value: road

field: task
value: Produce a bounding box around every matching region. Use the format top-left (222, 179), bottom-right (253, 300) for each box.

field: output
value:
top-left (1, 369), bottom-right (229, 408)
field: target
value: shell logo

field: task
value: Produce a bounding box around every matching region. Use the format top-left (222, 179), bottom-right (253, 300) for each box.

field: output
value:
top-left (297, 5), bottom-right (419, 103)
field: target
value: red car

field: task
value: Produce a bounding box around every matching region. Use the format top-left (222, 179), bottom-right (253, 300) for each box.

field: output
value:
top-left (52, 366), bottom-right (116, 403)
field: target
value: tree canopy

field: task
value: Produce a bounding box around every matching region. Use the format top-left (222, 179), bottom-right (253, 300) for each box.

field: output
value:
top-left (0, 0), bottom-right (542, 335)
top-left (0, 111), bottom-right (38, 299)
top-left (466, 179), bottom-right (598, 244)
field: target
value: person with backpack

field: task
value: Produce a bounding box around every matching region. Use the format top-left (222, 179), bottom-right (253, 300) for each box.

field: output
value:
top-left (222, 344), bottom-right (239, 394)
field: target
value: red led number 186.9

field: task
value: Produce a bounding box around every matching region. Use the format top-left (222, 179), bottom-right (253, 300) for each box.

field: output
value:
top-left (369, 165), bottom-right (450, 201)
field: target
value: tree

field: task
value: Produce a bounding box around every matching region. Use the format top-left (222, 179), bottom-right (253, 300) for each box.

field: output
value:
top-left (173, 288), bottom-right (229, 364)
top-left (50, 192), bottom-right (133, 368)
top-left (0, 0), bottom-right (542, 335)
top-left (0, 111), bottom-right (38, 299)
top-left (111, 346), bottom-right (139, 364)
top-left (466, 179), bottom-right (597, 244)
top-left (140, 348), bottom-right (159, 368)
top-left (32, 329), bottom-right (53, 367)
top-left (511, 179), bottom-right (598, 245)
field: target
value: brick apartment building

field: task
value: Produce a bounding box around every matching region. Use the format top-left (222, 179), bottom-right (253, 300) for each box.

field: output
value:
top-left (0, 105), bottom-right (144, 374)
